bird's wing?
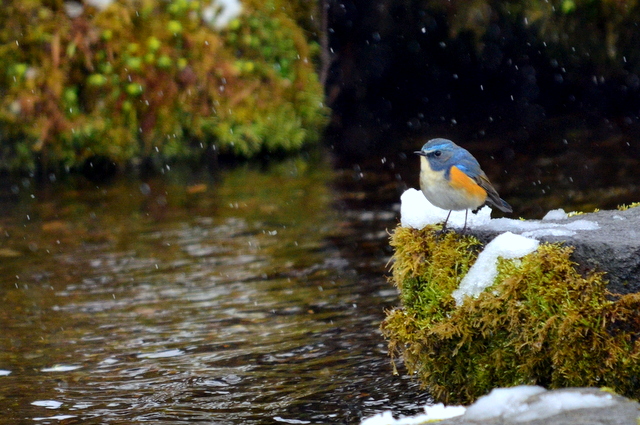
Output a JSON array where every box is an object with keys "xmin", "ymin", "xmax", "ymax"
[
  {"xmin": 448, "ymin": 166, "xmax": 488, "ymax": 200},
  {"xmin": 456, "ymin": 162, "xmax": 512, "ymax": 213},
  {"xmin": 473, "ymin": 173, "xmax": 513, "ymax": 213}
]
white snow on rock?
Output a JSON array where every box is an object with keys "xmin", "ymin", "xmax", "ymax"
[
  {"xmin": 464, "ymin": 386, "xmax": 616, "ymax": 422},
  {"xmin": 360, "ymin": 403, "xmax": 465, "ymax": 425},
  {"xmin": 398, "ymin": 188, "xmax": 603, "ymax": 303},
  {"xmin": 360, "ymin": 387, "xmax": 618, "ymax": 425},
  {"xmin": 399, "ymin": 189, "xmax": 599, "ymax": 237},
  {"xmin": 400, "ymin": 188, "xmax": 492, "ymax": 229},
  {"xmin": 452, "ymin": 232, "xmax": 539, "ymax": 305}
]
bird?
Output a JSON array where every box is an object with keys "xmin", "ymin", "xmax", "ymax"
[{"xmin": 415, "ymin": 138, "xmax": 512, "ymax": 231}]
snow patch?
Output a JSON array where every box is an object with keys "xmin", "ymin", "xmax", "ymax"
[
  {"xmin": 452, "ymin": 232, "xmax": 539, "ymax": 304},
  {"xmin": 464, "ymin": 386, "xmax": 615, "ymax": 422},
  {"xmin": 400, "ymin": 188, "xmax": 492, "ymax": 229},
  {"xmin": 204, "ymin": 0, "xmax": 243, "ymax": 29},
  {"xmin": 464, "ymin": 386, "xmax": 547, "ymax": 420},
  {"xmin": 542, "ymin": 209, "xmax": 568, "ymax": 220},
  {"xmin": 360, "ymin": 403, "xmax": 465, "ymax": 425},
  {"xmin": 399, "ymin": 189, "xmax": 599, "ymax": 236}
]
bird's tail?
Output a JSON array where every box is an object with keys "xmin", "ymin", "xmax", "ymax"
[
  {"xmin": 483, "ymin": 186, "xmax": 513, "ymax": 213},
  {"xmin": 491, "ymin": 197, "xmax": 513, "ymax": 213}
]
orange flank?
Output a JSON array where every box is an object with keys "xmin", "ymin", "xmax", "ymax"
[{"xmin": 449, "ymin": 166, "xmax": 487, "ymax": 204}]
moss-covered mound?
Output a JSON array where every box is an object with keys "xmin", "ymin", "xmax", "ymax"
[
  {"xmin": 382, "ymin": 225, "xmax": 640, "ymax": 405},
  {"xmin": 0, "ymin": 0, "xmax": 327, "ymax": 172}
]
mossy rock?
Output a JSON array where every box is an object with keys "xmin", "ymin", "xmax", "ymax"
[
  {"xmin": 381, "ymin": 225, "xmax": 640, "ymax": 405},
  {"xmin": 0, "ymin": 0, "xmax": 327, "ymax": 173}
]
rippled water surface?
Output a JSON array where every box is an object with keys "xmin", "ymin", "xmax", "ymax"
[
  {"xmin": 0, "ymin": 152, "xmax": 434, "ymax": 424},
  {"xmin": 1, "ymin": 127, "xmax": 638, "ymax": 424}
]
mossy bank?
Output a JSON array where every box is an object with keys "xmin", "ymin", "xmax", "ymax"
[
  {"xmin": 0, "ymin": 0, "xmax": 327, "ymax": 173},
  {"xmin": 381, "ymin": 225, "xmax": 640, "ymax": 405}
]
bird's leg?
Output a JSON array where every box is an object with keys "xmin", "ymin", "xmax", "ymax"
[
  {"xmin": 442, "ymin": 210, "xmax": 452, "ymax": 231},
  {"xmin": 462, "ymin": 209, "xmax": 468, "ymax": 232}
]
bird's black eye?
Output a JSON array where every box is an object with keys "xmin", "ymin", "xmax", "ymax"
[{"xmin": 434, "ymin": 150, "xmax": 441, "ymax": 157}]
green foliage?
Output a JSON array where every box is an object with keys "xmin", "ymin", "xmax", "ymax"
[
  {"xmin": 382, "ymin": 225, "xmax": 640, "ymax": 404},
  {"xmin": 214, "ymin": 0, "xmax": 327, "ymax": 156},
  {"xmin": 0, "ymin": 0, "xmax": 327, "ymax": 172},
  {"xmin": 210, "ymin": 103, "xmax": 308, "ymax": 157}
]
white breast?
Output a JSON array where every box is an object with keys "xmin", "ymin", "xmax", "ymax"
[{"xmin": 419, "ymin": 156, "xmax": 484, "ymax": 211}]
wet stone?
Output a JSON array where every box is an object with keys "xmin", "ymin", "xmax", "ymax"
[
  {"xmin": 471, "ymin": 206, "xmax": 640, "ymax": 294},
  {"xmin": 440, "ymin": 387, "xmax": 640, "ymax": 425}
]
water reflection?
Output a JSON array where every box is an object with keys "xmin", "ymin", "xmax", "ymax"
[
  {"xmin": 0, "ymin": 151, "xmax": 429, "ymax": 424},
  {"xmin": 2, "ymin": 128, "xmax": 636, "ymax": 423}
]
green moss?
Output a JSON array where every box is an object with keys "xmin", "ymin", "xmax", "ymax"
[
  {"xmin": 382, "ymin": 225, "xmax": 640, "ymax": 404},
  {"xmin": 389, "ymin": 226, "xmax": 482, "ymax": 326},
  {"xmin": 618, "ymin": 202, "xmax": 640, "ymax": 210},
  {"xmin": 0, "ymin": 0, "xmax": 327, "ymax": 173},
  {"xmin": 215, "ymin": 0, "xmax": 328, "ymax": 156}
]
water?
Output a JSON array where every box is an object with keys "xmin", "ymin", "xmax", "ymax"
[
  {"xmin": 1, "ymin": 128, "xmax": 638, "ymax": 424},
  {"xmin": 0, "ymin": 151, "xmax": 431, "ymax": 424}
]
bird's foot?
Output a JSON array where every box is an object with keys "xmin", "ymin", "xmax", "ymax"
[{"xmin": 435, "ymin": 224, "xmax": 455, "ymax": 237}]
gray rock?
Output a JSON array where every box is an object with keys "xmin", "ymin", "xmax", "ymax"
[
  {"xmin": 471, "ymin": 206, "xmax": 640, "ymax": 294},
  {"xmin": 439, "ymin": 387, "xmax": 640, "ymax": 425}
]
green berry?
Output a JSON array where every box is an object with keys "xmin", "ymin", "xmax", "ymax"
[
  {"xmin": 87, "ymin": 73, "xmax": 108, "ymax": 86},
  {"xmin": 167, "ymin": 20, "xmax": 183, "ymax": 35},
  {"xmin": 126, "ymin": 57, "xmax": 143, "ymax": 70},
  {"xmin": 126, "ymin": 83, "xmax": 143, "ymax": 96},
  {"xmin": 157, "ymin": 55, "xmax": 173, "ymax": 69},
  {"xmin": 147, "ymin": 36, "xmax": 161, "ymax": 52}
]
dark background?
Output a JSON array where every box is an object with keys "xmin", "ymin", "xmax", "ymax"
[{"xmin": 320, "ymin": 0, "xmax": 640, "ymax": 215}]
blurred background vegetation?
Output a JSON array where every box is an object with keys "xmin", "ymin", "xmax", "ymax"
[
  {"xmin": 0, "ymin": 0, "xmax": 327, "ymax": 174},
  {"xmin": 2, "ymin": 0, "xmax": 640, "ymax": 175},
  {"xmin": 324, "ymin": 0, "xmax": 640, "ymax": 157}
]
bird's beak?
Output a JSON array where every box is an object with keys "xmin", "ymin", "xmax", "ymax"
[{"xmin": 414, "ymin": 150, "xmax": 426, "ymax": 156}]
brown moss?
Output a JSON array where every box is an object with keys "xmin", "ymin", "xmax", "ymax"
[{"xmin": 0, "ymin": 0, "xmax": 327, "ymax": 172}]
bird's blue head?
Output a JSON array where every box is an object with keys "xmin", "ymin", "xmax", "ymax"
[
  {"xmin": 414, "ymin": 138, "xmax": 459, "ymax": 172},
  {"xmin": 415, "ymin": 138, "xmax": 483, "ymax": 177}
]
